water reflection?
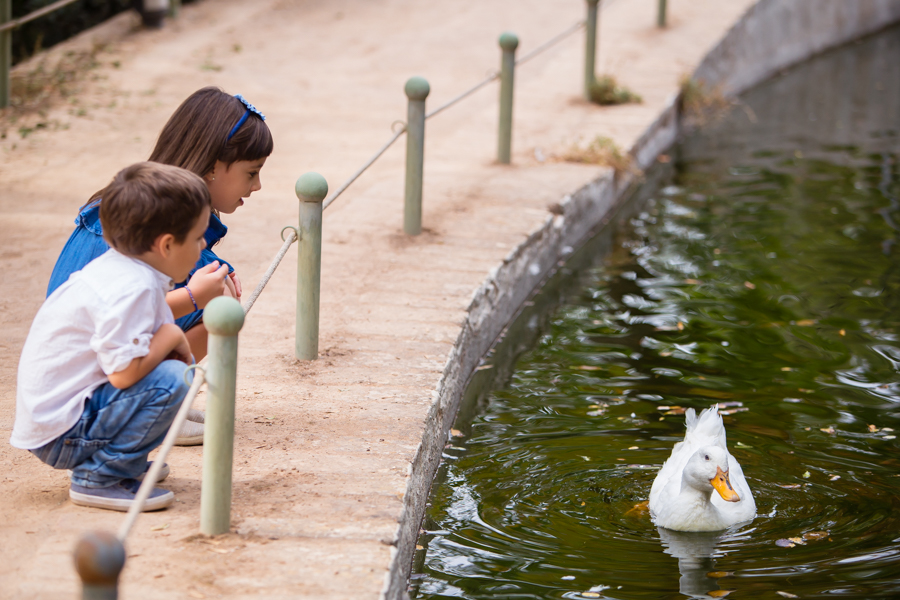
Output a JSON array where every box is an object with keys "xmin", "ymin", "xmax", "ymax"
[{"xmin": 657, "ymin": 528, "xmax": 728, "ymax": 600}]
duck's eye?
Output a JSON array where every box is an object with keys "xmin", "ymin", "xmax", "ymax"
[{"xmin": 704, "ymin": 454, "xmax": 710, "ymax": 461}]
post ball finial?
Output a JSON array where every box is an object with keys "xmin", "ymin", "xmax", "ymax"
[
  {"xmin": 498, "ymin": 32, "xmax": 519, "ymax": 51},
  {"xmin": 74, "ymin": 531, "xmax": 126, "ymax": 587},
  {"xmin": 295, "ymin": 172, "xmax": 328, "ymax": 203},
  {"xmin": 404, "ymin": 76, "xmax": 430, "ymax": 101},
  {"xmin": 203, "ymin": 296, "xmax": 245, "ymax": 336}
]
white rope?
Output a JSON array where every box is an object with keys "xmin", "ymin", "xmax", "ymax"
[
  {"xmin": 323, "ymin": 127, "xmax": 406, "ymax": 211},
  {"xmin": 241, "ymin": 229, "xmax": 297, "ymax": 314},
  {"xmin": 117, "ymin": 230, "xmax": 299, "ymax": 540},
  {"xmin": 117, "ymin": 361, "xmax": 206, "ymax": 541}
]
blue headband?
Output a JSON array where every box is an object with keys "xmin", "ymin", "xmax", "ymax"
[{"xmin": 226, "ymin": 94, "xmax": 266, "ymax": 142}]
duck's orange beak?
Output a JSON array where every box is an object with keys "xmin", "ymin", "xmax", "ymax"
[{"xmin": 710, "ymin": 466, "xmax": 740, "ymax": 502}]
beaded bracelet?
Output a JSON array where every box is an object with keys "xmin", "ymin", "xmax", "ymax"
[{"xmin": 185, "ymin": 286, "xmax": 199, "ymax": 312}]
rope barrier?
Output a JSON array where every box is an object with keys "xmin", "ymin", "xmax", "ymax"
[
  {"xmin": 241, "ymin": 228, "xmax": 298, "ymax": 313},
  {"xmin": 0, "ymin": 0, "xmax": 81, "ymax": 33},
  {"xmin": 322, "ymin": 126, "xmax": 406, "ymax": 210},
  {"xmin": 117, "ymin": 230, "xmax": 299, "ymax": 540},
  {"xmin": 516, "ymin": 20, "xmax": 586, "ymax": 66},
  {"xmin": 322, "ymin": 18, "xmax": 588, "ymax": 211},
  {"xmin": 115, "ymin": 12, "xmax": 599, "ymax": 542}
]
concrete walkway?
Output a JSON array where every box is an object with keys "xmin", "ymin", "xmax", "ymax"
[{"xmin": 0, "ymin": 0, "xmax": 754, "ymax": 597}]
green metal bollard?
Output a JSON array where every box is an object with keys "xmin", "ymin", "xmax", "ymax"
[
  {"xmin": 657, "ymin": 0, "xmax": 667, "ymax": 28},
  {"xmin": 168, "ymin": 0, "xmax": 181, "ymax": 18},
  {"xmin": 0, "ymin": 0, "xmax": 10, "ymax": 109},
  {"xmin": 200, "ymin": 296, "xmax": 245, "ymax": 536},
  {"xmin": 74, "ymin": 531, "xmax": 126, "ymax": 600},
  {"xmin": 584, "ymin": 0, "xmax": 599, "ymax": 99},
  {"xmin": 497, "ymin": 32, "xmax": 518, "ymax": 165},
  {"xmin": 404, "ymin": 76, "xmax": 429, "ymax": 236},
  {"xmin": 294, "ymin": 172, "xmax": 327, "ymax": 361}
]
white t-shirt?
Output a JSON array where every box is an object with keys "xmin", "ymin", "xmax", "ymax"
[{"xmin": 11, "ymin": 249, "xmax": 175, "ymax": 449}]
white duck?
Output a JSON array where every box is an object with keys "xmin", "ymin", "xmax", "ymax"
[{"xmin": 649, "ymin": 405, "xmax": 756, "ymax": 532}]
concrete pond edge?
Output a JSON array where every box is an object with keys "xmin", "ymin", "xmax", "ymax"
[{"xmin": 382, "ymin": 1, "xmax": 900, "ymax": 597}]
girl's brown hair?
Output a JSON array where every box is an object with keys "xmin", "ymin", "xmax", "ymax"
[
  {"xmin": 149, "ymin": 86, "xmax": 273, "ymax": 176},
  {"xmin": 83, "ymin": 87, "xmax": 273, "ymax": 208}
]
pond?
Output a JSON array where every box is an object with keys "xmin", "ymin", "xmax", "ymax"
[{"xmin": 411, "ymin": 25, "xmax": 900, "ymax": 600}]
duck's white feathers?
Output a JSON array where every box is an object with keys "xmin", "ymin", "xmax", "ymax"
[{"xmin": 649, "ymin": 406, "xmax": 756, "ymax": 530}]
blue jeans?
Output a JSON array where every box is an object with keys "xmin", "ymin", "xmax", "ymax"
[{"xmin": 30, "ymin": 360, "xmax": 191, "ymax": 488}]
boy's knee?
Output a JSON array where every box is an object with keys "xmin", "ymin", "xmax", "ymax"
[{"xmin": 150, "ymin": 360, "xmax": 192, "ymax": 398}]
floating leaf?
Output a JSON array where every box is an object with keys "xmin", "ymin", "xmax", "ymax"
[
  {"xmin": 775, "ymin": 539, "xmax": 795, "ymax": 548},
  {"xmin": 795, "ymin": 319, "xmax": 816, "ymax": 326},
  {"xmin": 685, "ymin": 279, "xmax": 701, "ymax": 285},
  {"xmin": 776, "ymin": 592, "xmax": 799, "ymax": 599},
  {"xmin": 744, "ymin": 281, "xmax": 756, "ymax": 290},
  {"xmin": 788, "ymin": 537, "xmax": 806, "ymax": 545},
  {"xmin": 830, "ymin": 475, "xmax": 841, "ymax": 481},
  {"xmin": 707, "ymin": 571, "xmax": 733, "ymax": 579},
  {"xmin": 802, "ymin": 471, "xmax": 811, "ymax": 479},
  {"xmin": 868, "ymin": 424, "xmax": 879, "ymax": 433},
  {"xmin": 820, "ymin": 427, "xmax": 835, "ymax": 434},
  {"xmin": 721, "ymin": 408, "xmax": 749, "ymax": 415},
  {"xmin": 777, "ymin": 484, "xmax": 801, "ymax": 489},
  {"xmin": 665, "ymin": 408, "xmax": 687, "ymax": 415},
  {"xmin": 659, "ymin": 351, "xmax": 672, "ymax": 357},
  {"xmin": 839, "ymin": 329, "xmax": 846, "ymax": 336},
  {"xmin": 803, "ymin": 531, "xmax": 829, "ymax": 541},
  {"xmin": 449, "ymin": 429, "xmax": 464, "ymax": 438},
  {"xmin": 573, "ymin": 365, "xmax": 603, "ymax": 371},
  {"xmin": 735, "ymin": 442, "xmax": 753, "ymax": 448},
  {"xmin": 708, "ymin": 591, "xmax": 733, "ymax": 598},
  {"xmin": 628, "ymin": 446, "xmax": 639, "ymax": 450},
  {"xmin": 718, "ymin": 401, "xmax": 744, "ymax": 408},
  {"xmin": 581, "ymin": 593, "xmax": 601, "ymax": 598}
]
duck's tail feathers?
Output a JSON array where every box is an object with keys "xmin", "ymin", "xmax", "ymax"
[{"xmin": 684, "ymin": 404, "xmax": 727, "ymax": 448}]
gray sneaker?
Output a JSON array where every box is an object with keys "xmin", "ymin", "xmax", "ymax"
[{"xmin": 69, "ymin": 479, "xmax": 174, "ymax": 512}]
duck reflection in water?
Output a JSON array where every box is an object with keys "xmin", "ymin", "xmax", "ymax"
[{"xmin": 657, "ymin": 526, "xmax": 748, "ymax": 600}]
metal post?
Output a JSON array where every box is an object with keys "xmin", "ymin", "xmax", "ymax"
[
  {"xmin": 74, "ymin": 531, "xmax": 126, "ymax": 600},
  {"xmin": 200, "ymin": 296, "xmax": 245, "ymax": 536},
  {"xmin": 657, "ymin": 0, "xmax": 667, "ymax": 28},
  {"xmin": 0, "ymin": 0, "xmax": 10, "ymax": 109},
  {"xmin": 294, "ymin": 172, "xmax": 328, "ymax": 361},
  {"xmin": 139, "ymin": 0, "xmax": 168, "ymax": 28},
  {"xmin": 168, "ymin": 0, "xmax": 180, "ymax": 18},
  {"xmin": 497, "ymin": 32, "xmax": 518, "ymax": 165},
  {"xmin": 404, "ymin": 76, "xmax": 429, "ymax": 236},
  {"xmin": 584, "ymin": 0, "xmax": 599, "ymax": 99}
]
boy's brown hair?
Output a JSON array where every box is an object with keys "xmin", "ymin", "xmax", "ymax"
[
  {"xmin": 100, "ymin": 162, "xmax": 211, "ymax": 256},
  {"xmin": 149, "ymin": 86, "xmax": 273, "ymax": 177}
]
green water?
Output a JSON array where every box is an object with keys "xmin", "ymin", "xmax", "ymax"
[{"xmin": 412, "ymin": 27, "xmax": 900, "ymax": 600}]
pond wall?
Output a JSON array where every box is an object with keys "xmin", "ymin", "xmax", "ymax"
[{"xmin": 383, "ymin": 1, "xmax": 900, "ymax": 598}]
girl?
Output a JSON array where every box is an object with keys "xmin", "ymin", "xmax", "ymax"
[{"xmin": 46, "ymin": 87, "xmax": 273, "ymax": 444}]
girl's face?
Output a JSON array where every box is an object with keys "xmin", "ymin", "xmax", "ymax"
[{"xmin": 206, "ymin": 157, "xmax": 267, "ymax": 214}]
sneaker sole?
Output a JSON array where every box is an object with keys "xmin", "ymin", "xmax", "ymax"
[
  {"xmin": 136, "ymin": 463, "xmax": 170, "ymax": 483},
  {"xmin": 69, "ymin": 488, "xmax": 174, "ymax": 512},
  {"xmin": 174, "ymin": 435, "xmax": 204, "ymax": 446}
]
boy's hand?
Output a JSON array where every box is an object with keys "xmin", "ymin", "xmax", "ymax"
[{"xmin": 187, "ymin": 262, "xmax": 229, "ymax": 308}]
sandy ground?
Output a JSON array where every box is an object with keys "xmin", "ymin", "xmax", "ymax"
[{"xmin": 0, "ymin": 0, "xmax": 754, "ymax": 597}]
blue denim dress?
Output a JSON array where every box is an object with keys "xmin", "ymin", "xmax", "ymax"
[{"xmin": 46, "ymin": 201, "xmax": 234, "ymax": 332}]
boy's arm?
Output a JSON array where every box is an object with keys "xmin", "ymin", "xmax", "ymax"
[
  {"xmin": 167, "ymin": 262, "xmax": 230, "ymax": 318},
  {"xmin": 107, "ymin": 323, "xmax": 191, "ymax": 389}
]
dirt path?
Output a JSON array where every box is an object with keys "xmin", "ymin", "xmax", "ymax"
[{"xmin": 0, "ymin": 0, "xmax": 754, "ymax": 597}]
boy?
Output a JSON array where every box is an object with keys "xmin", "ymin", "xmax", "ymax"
[{"xmin": 11, "ymin": 162, "xmax": 211, "ymax": 511}]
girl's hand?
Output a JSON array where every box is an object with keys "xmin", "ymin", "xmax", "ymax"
[
  {"xmin": 228, "ymin": 271, "xmax": 242, "ymax": 300},
  {"xmin": 187, "ymin": 262, "xmax": 229, "ymax": 308}
]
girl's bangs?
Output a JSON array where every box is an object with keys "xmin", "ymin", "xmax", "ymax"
[{"xmin": 226, "ymin": 117, "xmax": 273, "ymax": 163}]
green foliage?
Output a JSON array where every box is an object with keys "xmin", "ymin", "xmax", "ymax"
[{"xmin": 588, "ymin": 74, "xmax": 642, "ymax": 106}]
